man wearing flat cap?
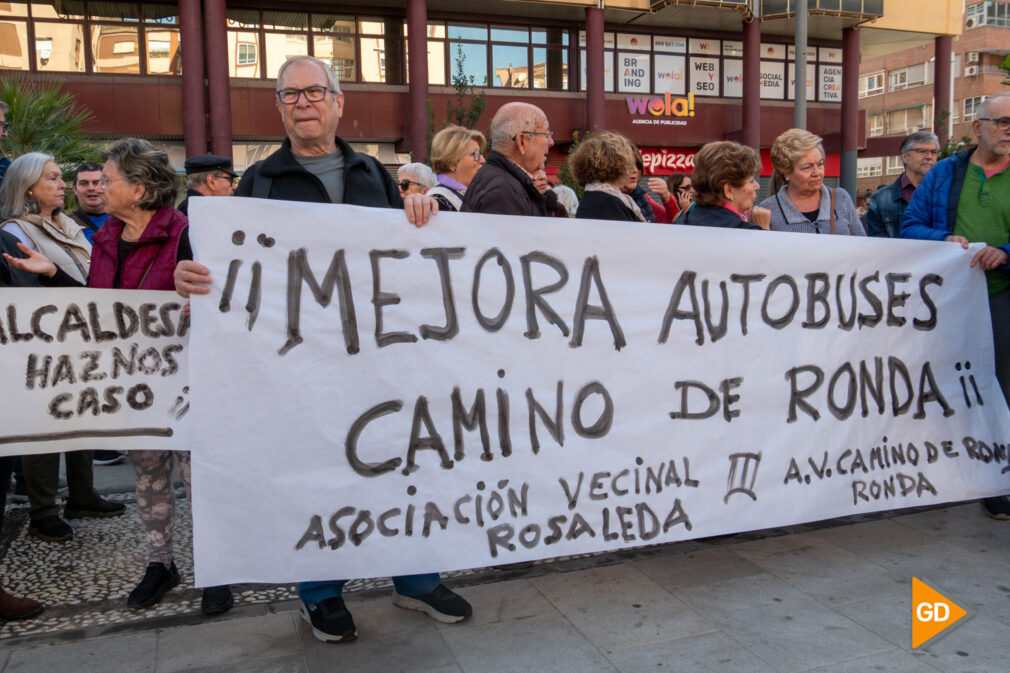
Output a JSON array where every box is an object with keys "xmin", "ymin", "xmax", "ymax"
[{"xmin": 179, "ymin": 154, "xmax": 237, "ymax": 215}]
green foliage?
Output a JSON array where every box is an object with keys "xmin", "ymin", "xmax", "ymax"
[
  {"xmin": 934, "ymin": 108, "xmax": 974, "ymax": 159},
  {"xmin": 425, "ymin": 41, "xmax": 487, "ymax": 159},
  {"xmin": 0, "ymin": 76, "xmax": 101, "ymax": 174},
  {"xmin": 556, "ymin": 129, "xmax": 600, "ymax": 200},
  {"xmin": 1000, "ymin": 54, "xmax": 1010, "ymax": 86}
]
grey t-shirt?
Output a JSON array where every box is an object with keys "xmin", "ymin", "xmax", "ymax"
[{"xmin": 294, "ymin": 150, "xmax": 345, "ymax": 204}]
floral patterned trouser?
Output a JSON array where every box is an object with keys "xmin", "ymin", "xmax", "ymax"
[{"xmin": 131, "ymin": 450, "xmax": 191, "ymax": 564}]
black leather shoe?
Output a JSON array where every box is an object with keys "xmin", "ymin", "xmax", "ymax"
[
  {"xmin": 65, "ymin": 497, "xmax": 126, "ymax": 519},
  {"xmin": 128, "ymin": 562, "xmax": 180, "ymax": 609},
  {"xmin": 201, "ymin": 585, "xmax": 234, "ymax": 615},
  {"xmin": 27, "ymin": 516, "xmax": 73, "ymax": 543}
]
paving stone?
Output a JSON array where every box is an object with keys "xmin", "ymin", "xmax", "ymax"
[
  {"xmin": 301, "ymin": 595, "xmax": 458, "ymax": 673},
  {"xmin": 5, "ymin": 630, "xmax": 157, "ymax": 673},
  {"xmin": 529, "ymin": 563, "xmax": 717, "ymax": 653},
  {"xmin": 439, "ymin": 612, "xmax": 617, "ymax": 673},
  {"xmin": 805, "ymin": 517, "xmax": 937, "ymax": 557},
  {"xmin": 675, "ymin": 573, "xmax": 893, "ymax": 673},
  {"xmin": 156, "ymin": 611, "xmax": 301, "ymax": 673},
  {"xmin": 730, "ymin": 531, "xmax": 908, "ymax": 607},
  {"xmin": 795, "ymin": 648, "xmax": 941, "ymax": 673},
  {"xmin": 606, "ymin": 631, "xmax": 777, "ymax": 673},
  {"xmin": 430, "ymin": 578, "xmax": 558, "ymax": 628},
  {"xmin": 631, "ymin": 544, "xmax": 766, "ymax": 592}
]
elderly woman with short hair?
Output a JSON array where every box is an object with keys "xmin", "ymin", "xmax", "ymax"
[
  {"xmin": 428, "ymin": 125, "xmax": 487, "ymax": 211},
  {"xmin": 759, "ymin": 128, "xmax": 865, "ymax": 236},
  {"xmin": 7, "ymin": 138, "xmax": 232, "ymax": 615},
  {"xmin": 570, "ymin": 132, "xmax": 643, "ymax": 222},
  {"xmin": 396, "ymin": 162, "xmax": 436, "ymax": 198},
  {"xmin": 675, "ymin": 141, "xmax": 770, "ymax": 230}
]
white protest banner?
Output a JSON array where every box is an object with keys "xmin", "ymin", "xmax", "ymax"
[
  {"xmin": 0, "ymin": 289, "xmax": 190, "ymax": 456},
  {"xmin": 188, "ymin": 198, "xmax": 1010, "ymax": 586}
]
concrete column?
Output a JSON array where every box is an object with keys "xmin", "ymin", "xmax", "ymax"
[
  {"xmin": 407, "ymin": 0, "xmax": 429, "ymax": 160},
  {"xmin": 203, "ymin": 0, "xmax": 233, "ymax": 158},
  {"xmin": 178, "ymin": 0, "xmax": 206, "ymax": 157},
  {"xmin": 585, "ymin": 7, "xmax": 605, "ymax": 133},
  {"xmin": 934, "ymin": 35, "xmax": 953, "ymax": 146},
  {"xmin": 840, "ymin": 27, "xmax": 859, "ymax": 201},
  {"xmin": 742, "ymin": 16, "xmax": 761, "ymax": 150}
]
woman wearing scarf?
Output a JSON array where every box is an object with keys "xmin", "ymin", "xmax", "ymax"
[{"xmin": 571, "ymin": 132, "xmax": 644, "ymax": 222}]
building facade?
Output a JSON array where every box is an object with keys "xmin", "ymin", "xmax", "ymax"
[
  {"xmin": 857, "ymin": 0, "xmax": 1010, "ymax": 196},
  {"xmin": 0, "ymin": 0, "xmax": 962, "ymax": 197}
]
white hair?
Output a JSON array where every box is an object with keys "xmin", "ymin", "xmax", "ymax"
[
  {"xmin": 490, "ymin": 102, "xmax": 546, "ymax": 151},
  {"xmin": 977, "ymin": 92, "xmax": 1010, "ymax": 120},
  {"xmin": 276, "ymin": 56, "xmax": 341, "ymax": 94},
  {"xmin": 0, "ymin": 151, "xmax": 55, "ymax": 219},
  {"xmin": 552, "ymin": 185, "xmax": 579, "ymax": 218},
  {"xmin": 398, "ymin": 163, "xmax": 437, "ymax": 188}
]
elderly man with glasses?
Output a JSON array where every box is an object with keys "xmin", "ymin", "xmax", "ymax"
[
  {"xmin": 461, "ymin": 101, "xmax": 554, "ymax": 216},
  {"xmin": 901, "ymin": 92, "xmax": 1010, "ymax": 520},
  {"xmin": 866, "ymin": 131, "xmax": 940, "ymax": 238},
  {"xmin": 173, "ymin": 55, "xmax": 462, "ymax": 645}
]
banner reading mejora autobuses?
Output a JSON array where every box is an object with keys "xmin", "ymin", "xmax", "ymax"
[{"xmin": 186, "ymin": 197, "xmax": 1010, "ymax": 586}]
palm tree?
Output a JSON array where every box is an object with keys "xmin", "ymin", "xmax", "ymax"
[{"xmin": 0, "ymin": 76, "xmax": 101, "ymax": 172}]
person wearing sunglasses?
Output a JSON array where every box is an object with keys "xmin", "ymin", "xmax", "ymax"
[
  {"xmin": 427, "ymin": 125, "xmax": 487, "ymax": 212},
  {"xmin": 178, "ymin": 154, "xmax": 238, "ymax": 216},
  {"xmin": 461, "ymin": 101, "xmax": 554, "ymax": 217},
  {"xmin": 396, "ymin": 162, "xmax": 436, "ymax": 198},
  {"xmin": 901, "ymin": 92, "xmax": 1010, "ymax": 520},
  {"xmin": 866, "ymin": 131, "xmax": 940, "ymax": 238}
]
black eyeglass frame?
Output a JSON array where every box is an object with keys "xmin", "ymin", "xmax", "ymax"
[
  {"xmin": 398, "ymin": 179, "xmax": 426, "ymax": 191},
  {"xmin": 275, "ymin": 86, "xmax": 336, "ymax": 105},
  {"xmin": 977, "ymin": 117, "xmax": 1010, "ymax": 131}
]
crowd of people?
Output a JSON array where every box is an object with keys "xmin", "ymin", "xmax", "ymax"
[{"xmin": 1, "ymin": 59, "xmax": 1009, "ymax": 641}]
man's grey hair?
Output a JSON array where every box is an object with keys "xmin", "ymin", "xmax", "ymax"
[
  {"xmin": 490, "ymin": 102, "xmax": 546, "ymax": 151},
  {"xmin": 899, "ymin": 131, "xmax": 940, "ymax": 156},
  {"xmin": 0, "ymin": 152, "xmax": 56, "ymax": 219},
  {"xmin": 397, "ymin": 162, "xmax": 437, "ymax": 188},
  {"xmin": 977, "ymin": 92, "xmax": 1010, "ymax": 120},
  {"xmin": 276, "ymin": 56, "xmax": 341, "ymax": 94},
  {"xmin": 186, "ymin": 171, "xmax": 214, "ymax": 190}
]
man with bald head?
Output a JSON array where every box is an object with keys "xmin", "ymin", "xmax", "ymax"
[{"xmin": 461, "ymin": 102, "xmax": 554, "ymax": 216}]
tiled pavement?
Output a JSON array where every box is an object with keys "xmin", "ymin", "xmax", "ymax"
[{"xmin": 1, "ymin": 463, "xmax": 1008, "ymax": 673}]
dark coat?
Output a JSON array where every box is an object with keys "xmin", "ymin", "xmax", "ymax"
[
  {"xmin": 676, "ymin": 204, "xmax": 761, "ymax": 230},
  {"xmin": 235, "ymin": 136, "xmax": 402, "ymax": 208},
  {"xmin": 630, "ymin": 184, "xmax": 658, "ymax": 222},
  {"xmin": 177, "ymin": 188, "xmax": 204, "ymax": 216},
  {"xmin": 576, "ymin": 191, "xmax": 640, "ymax": 222},
  {"xmin": 865, "ymin": 176, "xmax": 908, "ymax": 238},
  {"xmin": 89, "ymin": 207, "xmax": 188, "ymax": 290},
  {"xmin": 460, "ymin": 151, "xmax": 546, "ymax": 217}
]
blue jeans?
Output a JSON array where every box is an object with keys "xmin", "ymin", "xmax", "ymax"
[{"xmin": 299, "ymin": 573, "xmax": 440, "ymax": 606}]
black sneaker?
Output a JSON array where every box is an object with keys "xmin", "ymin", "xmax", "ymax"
[
  {"xmin": 93, "ymin": 451, "xmax": 126, "ymax": 466},
  {"xmin": 392, "ymin": 584, "xmax": 472, "ymax": 623},
  {"xmin": 64, "ymin": 497, "xmax": 126, "ymax": 519},
  {"xmin": 300, "ymin": 597, "xmax": 357, "ymax": 643},
  {"xmin": 201, "ymin": 585, "xmax": 234, "ymax": 616},
  {"xmin": 127, "ymin": 562, "xmax": 181, "ymax": 609},
  {"xmin": 27, "ymin": 516, "xmax": 73, "ymax": 543},
  {"xmin": 982, "ymin": 496, "xmax": 1010, "ymax": 520}
]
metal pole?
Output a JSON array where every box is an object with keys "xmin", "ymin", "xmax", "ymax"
[{"xmin": 794, "ymin": 0, "xmax": 807, "ymax": 128}]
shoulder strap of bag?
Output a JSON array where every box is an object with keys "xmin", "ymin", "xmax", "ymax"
[
  {"xmin": 427, "ymin": 185, "xmax": 463, "ymax": 210},
  {"xmin": 829, "ymin": 188, "xmax": 836, "ymax": 235}
]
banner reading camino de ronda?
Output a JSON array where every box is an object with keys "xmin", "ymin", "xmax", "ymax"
[{"xmin": 184, "ymin": 198, "xmax": 1010, "ymax": 586}]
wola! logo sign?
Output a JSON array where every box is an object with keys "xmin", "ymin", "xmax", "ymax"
[{"xmin": 626, "ymin": 92, "xmax": 696, "ymax": 117}]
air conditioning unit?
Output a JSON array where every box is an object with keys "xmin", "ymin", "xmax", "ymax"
[
  {"xmin": 965, "ymin": 65, "xmax": 980, "ymax": 76},
  {"xmin": 966, "ymin": 52, "xmax": 980, "ymax": 63}
]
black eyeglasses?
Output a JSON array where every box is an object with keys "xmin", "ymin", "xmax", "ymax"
[
  {"xmin": 276, "ymin": 86, "xmax": 335, "ymax": 105},
  {"xmin": 213, "ymin": 173, "xmax": 237, "ymax": 185},
  {"xmin": 978, "ymin": 117, "xmax": 1010, "ymax": 131},
  {"xmin": 0, "ymin": 121, "xmax": 8, "ymax": 133},
  {"xmin": 466, "ymin": 149, "xmax": 484, "ymax": 162},
  {"xmin": 399, "ymin": 179, "xmax": 425, "ymax": 191}
]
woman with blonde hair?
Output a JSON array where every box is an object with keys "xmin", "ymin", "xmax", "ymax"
[
  {"xmin": 428, "ymin": 125, "xmax": 487, "ymax": 211},
  {"xmin": 758, "ymin": 128, "xmax": 865, "ymax": 236}
]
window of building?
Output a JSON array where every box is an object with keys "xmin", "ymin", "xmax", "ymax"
[
  {"xmin": 886, "ymin": 106, "xmax": 927, "ymax": 134},
  {"xmin": 964, "ymin": 96, "xmax": 986, "ymax": 121},
  {"xmin": 886, "ymin": 155, "xmax": 904, "ymax": 175},
  {"xmin": 888, "ymin": 63, "xmax": 927, "ymax": 92},
  {"xmin": 869, "ymin": 114, "xmax": 884, "ymax": 137},
  {"xmin": 857, "ymin": 158, "xmax": 883, "ymax": 178},
  {"xmin": 967, "ymin": 1, "xmax": 1010, "ymax": 28},
  {"xmin": 859, "ymin": 71, "xmax": 884, "ymax": 97}
]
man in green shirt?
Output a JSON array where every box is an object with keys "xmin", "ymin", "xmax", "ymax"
[{"xmin": 901, "ymin": 92, "xmax": 1010, "ymax": 519}]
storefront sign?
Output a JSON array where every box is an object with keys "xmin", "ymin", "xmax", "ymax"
[
  {"xmin": 788, "ymin": 63, "xmax": 816, "ymax": 101},
  {"xmin": 654, "ymin": 54, "xmax": 687, "ymax": 95},
  {"xmin": 639, "ymin": 148, "xmax": 697, "ymax": 174},
  {"xmin": 689, "ymin": 57, "xmax": 720, "ymax": 96},
  {"xmin": 820, "ymin": 65, "xmax": 843, "ymax": 102},
  {"xmin": 619, "ymin": 52, "xmax": 651, "ymax": 93},
  {"xmin": 760, "ymin": 60, "xmax": 786, "ymax": 99}
]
